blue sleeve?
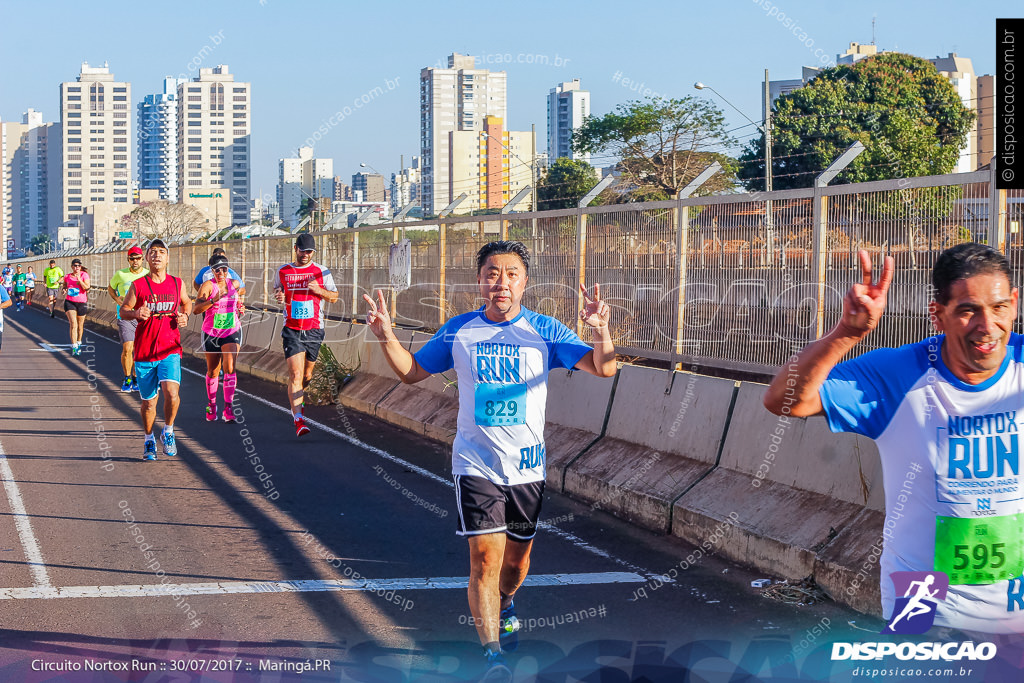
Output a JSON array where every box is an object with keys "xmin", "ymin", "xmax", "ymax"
[
  {"xmin": 193, "ymin": 267, "xmax": 207, "ymax": 286},
  {"xmin": 818, "ymin": 343, "xmax": 928, "ymax": 439},
  {"xmin": 523, "ymin": 310, "xmax": 593, "ymax": 371},
  {"xmin": 0, "ymin": 287, "xmax": 8, "ymax": 303},
  {"xmin": 229, "ymin": 268, "xmax": 241, "ymax": 281},
  {"xmin": 414, "ymin": 322, "xmax": 455, "ymax": 374}
]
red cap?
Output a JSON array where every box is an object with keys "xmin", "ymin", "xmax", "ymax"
[{"xmin": 128, "ymin": 245, "xmax": 144, "ymax": 256}]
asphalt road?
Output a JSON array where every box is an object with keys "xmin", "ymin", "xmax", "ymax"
[{"xmin": 1, "ymin": 304, "xmax": 1018, "ymax": 682}]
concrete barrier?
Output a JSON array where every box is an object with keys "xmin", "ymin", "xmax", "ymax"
[
  {"xmin": 246, "ymin": 316, "xmax": 287, "ymax": 383},
  {"xmin": 671, "ymin": 381, "xmax": 884, "ymax": 606},
  {"xmin": 564, "ymin": 365, "xmax": 737, "ymax": 533},
  {"xmin": 373, "ymin": 330, "xmax": 460, "ymax": 443},
  {"xmin": 545, "ymin": 369, "xmax": 617, "ymax": 491},
  {"xmin": 336, "ymin": 328, "xmax": 407, "ymax": 415}
]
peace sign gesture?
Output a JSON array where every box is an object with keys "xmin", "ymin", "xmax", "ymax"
[
  {"xmin": 362, "ymin": 289, "xmax": 393, "ymax": 340},
  {"xmin": 579, "ymin": 283, "xmax": 610, "ymax": 329},
  {"xmin": 840, "ymin": 250, "xmax": 894, "ymax": 337}
]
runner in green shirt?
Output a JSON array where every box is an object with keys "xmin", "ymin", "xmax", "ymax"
[
  {"xmin": 108, "ymin": 246, "xmax": 150, "ymax": 392},
  {"xmin": 43, "ymin": 260, "xmax": 64, "ymax": 318},
  {"xmin": 12, "ymin": 266, "xmax": 27, "ymax": 312}
]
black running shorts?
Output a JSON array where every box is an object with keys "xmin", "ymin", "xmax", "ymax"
[
  {"xmin": 454, "ymin": 475, "xmax": 545, "ymax": 541},
  {"xmin": 281, "ymin": 326, "xmax": 324, "ymax": 362}
]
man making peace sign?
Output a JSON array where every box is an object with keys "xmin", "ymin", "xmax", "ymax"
[
  {"xmin": 365, "ymin": 240, "xmax": 615, "ymax": 679},
  {"xmin": 765, "ymin": 243, "xmax": 1024, "ymax": 635}
]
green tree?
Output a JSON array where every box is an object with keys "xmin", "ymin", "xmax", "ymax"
[
  {"xmin": 573, "ymin": 96, "xmax": 738, "ymax": 201},
  {"xmin": 739, "ymin": 52, "xmax": 976, "ymax": 190},
  {"xmin": 537, "ymin": 158, "xmax": 602, "ymax": 210},
  {"xmin": 28, "ymin": 234, "xmax": 49, "ymax": 255},
  {"xmin": 297, "ymin": 197, "xmax": 315, "ymax": 222}
]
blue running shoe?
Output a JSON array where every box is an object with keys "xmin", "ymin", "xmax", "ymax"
[
  {"xmin": 499, "ymin": 601, "xmax": 520, "ymax": 652},
  {"xmin": 162, "ymin": 430, "xmax": 177, "ymax": 457},
  {"xmin": 121, "ymin": 377, "xmax": 132, "ymax": 392},
  {"xmin": 143, "ymin": 439, "xmax": 157, "ymax": 461},
  {"xmin": 130, "ymin": 378, "xmax": 139, "ymax": 392},
  {"xmin": 482, "ymin": 650, "xmax": 512, "ymax": 683}
]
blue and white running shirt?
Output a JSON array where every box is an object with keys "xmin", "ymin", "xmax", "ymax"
[
  {"xmin": 414, "ymin": 307, "xmax": 593, "ymax": 486},
  {"xmin": 821, "ymin": 334, "xmax": 1024, "ymax": 634}
]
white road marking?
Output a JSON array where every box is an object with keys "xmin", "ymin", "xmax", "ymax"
[
  {"xmin": 61, "ymin": 327, "xmax": 660, "ymax": 579},
  {"xmin": 0, "ymin": 571, "xmax": 657, "ymax": 600},
  {"xmin": 32, "ymin": 342, "xmax": 74, "ymax": 352},
  {"xmin": 0, "ymin": 439, "xmax": 52, "ymax": 588}
]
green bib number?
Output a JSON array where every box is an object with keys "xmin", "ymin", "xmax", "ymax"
[
  {"xmin": 213, "ymin": 312, "xmax": 236, "ymax": 330},
  {"xmin": 934, "ymin": 514, "xmax": 1024, "ymax": 585}
]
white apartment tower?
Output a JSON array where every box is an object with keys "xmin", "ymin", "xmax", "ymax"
[
  {"xmin": 419, "ymin": 53, "xmax": 507, "ymax": 215},
  {"xmin": 138, "ymin": 77, "xmax": 185, "ymax": 200},
  {"xmin": 277, "ymin": 146, "xmax": 333, "ymax": 228},
  {"xmin": 547, "ymin": 79, "xmax": 590, "ymax": 163},
  {"xmin": 2, "ymin": 110, "xmax": 58, "ymax": 249},
  {"xmin": 177, "ymin": 65, "xmax": 251, "ymax": 225},
  {"xmin": 59, "ymin": 62, "xmax": 132, "ymax": 224}
]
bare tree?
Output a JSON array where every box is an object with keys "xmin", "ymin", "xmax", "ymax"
[{"xmin": 122, "ymin": 201, "xmax": 209, "ymax": 242}]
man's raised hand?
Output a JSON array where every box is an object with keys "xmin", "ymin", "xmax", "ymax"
[
  {"xmin": 363, "ymin": 289, "xmax": 393, "ymax": 340},
  {"xmin": 579, "ymin": 283, "xmax": 610, "ymax": 329},
  {"xmin": 840, "ymin": 250, "xmax": 894, "ymax": 337}
]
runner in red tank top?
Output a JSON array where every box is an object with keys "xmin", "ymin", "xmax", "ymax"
[
  {"xmin": 272, "ymin": 232, "xmax": 338, "ymax": 436},
  {"xmin": 121, "ymin": 238, "xmax": 193, "ymax": 461}
]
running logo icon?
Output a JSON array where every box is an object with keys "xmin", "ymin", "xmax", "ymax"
[{"xmin": 881, "ymin": 571, "xmax": 949, "ymax": 634}]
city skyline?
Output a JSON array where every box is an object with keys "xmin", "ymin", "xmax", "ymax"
[{"xmin": 0, "ymin": 0, "xmax": 1008, "ymax": 215}]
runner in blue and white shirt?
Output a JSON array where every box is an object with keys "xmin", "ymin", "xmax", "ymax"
[
  {"xmin": 364, "ymin": 240, "xmax": 616, "ymax": 674},
  {"xmin": 765, "ymin": 243, "xmax": 1024, "ymax": 635}
]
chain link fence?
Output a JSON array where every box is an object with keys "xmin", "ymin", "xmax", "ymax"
[{"xmin": 9, "ymin": 168, "xmax": 1021, "ymax": 376}]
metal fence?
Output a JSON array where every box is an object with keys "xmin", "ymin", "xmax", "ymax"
[{"xmin": 9, "ymin": 167, "xmax": 1023, "ymax": 375}]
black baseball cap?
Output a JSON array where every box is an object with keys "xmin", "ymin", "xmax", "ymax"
[
  {"xmin": 295, "ymin": 233, "xmax": 316, "ymax": 251},
  {"xmin": 209, "ymin": 255, "xmax": 229, "ymax": 269},
  {"xmin": 71, "ymin": 258, "xmax": 82, "ymax": 265}
]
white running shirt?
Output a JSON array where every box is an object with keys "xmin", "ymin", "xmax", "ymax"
[
  {"xmin": 414, "ymin": 307, "xmax": 593, "ymax": 486},
  {"xmin": 820, "ymin": 334, "xmax": 1024, "ymax": 633}
]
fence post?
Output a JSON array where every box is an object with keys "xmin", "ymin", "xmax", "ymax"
[
  {"xmin": 391, "ymin": 225, "xmax": 400, "ymax": 320},
  {"xmin": 811, "ymin": 186, "xmax": 828, "ymax": 340},
  {"xmin": 262, "ymin": 238, "xmax": 270, "ymax": 306},
  {"xmin": 812, "ymin": 142, "xmax": 865, "ymax": 340},
  {"xmin": 351, "ymin": 231, "xmax": 360, "ymax": 320},
  {"xmin": 437, "ymin": 194, "xmax": 467, "ymax": 327},
  {"xmin": 670, "ymin": 163, "xmax": 721, "ymax": 374},
  {"xmin": 574, "ymin": 176, "xmax": 615, "ymax": 336},
  {"xmin": 989, "ymin": 160, "xmax": 1008, "ymax": 252}
]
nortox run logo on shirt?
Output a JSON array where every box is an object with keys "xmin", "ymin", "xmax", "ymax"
[
  {"xmin": 941, "ymin": 412, "xmax": 1020, "ymax": 504},
  {"xmin": 475, "ymin": 342, "xmax": 522, "ymax": 383}
]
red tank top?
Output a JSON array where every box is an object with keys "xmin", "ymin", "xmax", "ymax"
[{"xmin": 132, "ymin": 274, "xmax": 183, "ymax": 362}]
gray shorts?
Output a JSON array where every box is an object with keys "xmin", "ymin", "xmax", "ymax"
[
  {"xmin": 46, "ymin": 288, "xmax": 59, "ymax": 298},
  {"xmin": 117, "ymin": 317, "xmax": 138, "ymax": 343}
]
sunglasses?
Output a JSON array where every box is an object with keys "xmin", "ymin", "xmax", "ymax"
[
  {"xmin": 297, "ymin": 249, "xmax": 314, "ymax": 254},
  {"xmin": 128, "ymin": 255, "xmax": 143, "ymax": 261},
  {"xmin": 213, "ymin": 266, "xmax": 229, "ymax": 272}
]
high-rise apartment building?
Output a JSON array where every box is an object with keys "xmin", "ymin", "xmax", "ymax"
[
  {"xmin": 138, "ymin": 77, "xmax": 185, "ymax": 200},
  {"xmin": 59, "ymin": 62, "xmax": 132, "ymax": 224},
  {"xmin": 277, "ymin": 146, "xmax": 333, "ymax": 228},
  {"xmin": 333, "ymin": 177, "xmax": 351, "ymax": 202},
  {"xmin": 176, "ymin": 65, "xmax": 251, "ymax": 225},
  {"xmin": 449, "ymin": 116, "xmax": 533, "ymax": 213},
  {"xmin": 2, "ymin": 110, "xmax": 58, "ymax": 250},
  {"xmin": 420, "ymin": 53, "xmax": 507, "ymax": 214},
  {"xmin": 352, "ymin": 172, "xmax": 386, "ymax": 203},
  {"xmin": 929, "ymin": 53, "xmax": 978, "ymax": 173},
  {"xmin": 547, "ymin": 80, "xmax": 590, "ymax": 163},
  {"xmin": 391, "ymin": 156, "xmax": 421, "ymax": 215}
]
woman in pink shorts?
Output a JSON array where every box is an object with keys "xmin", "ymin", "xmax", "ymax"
[{"xmin": 192, "ymin": 254, "xmax": 245, "ymax": 422}]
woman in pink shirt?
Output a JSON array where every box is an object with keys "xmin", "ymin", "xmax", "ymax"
[
  {"xmin": 62, "ymin": 258, "xmax": 91, "ymax": 356},
  {"xmin": 193, "ymin": 254, "xmax": 245, "ymax": 422}
]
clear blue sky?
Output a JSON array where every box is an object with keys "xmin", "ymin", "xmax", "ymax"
[{"xmin": 0, "ymin": 0, "xmax": 1009, "ymax": 203}]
